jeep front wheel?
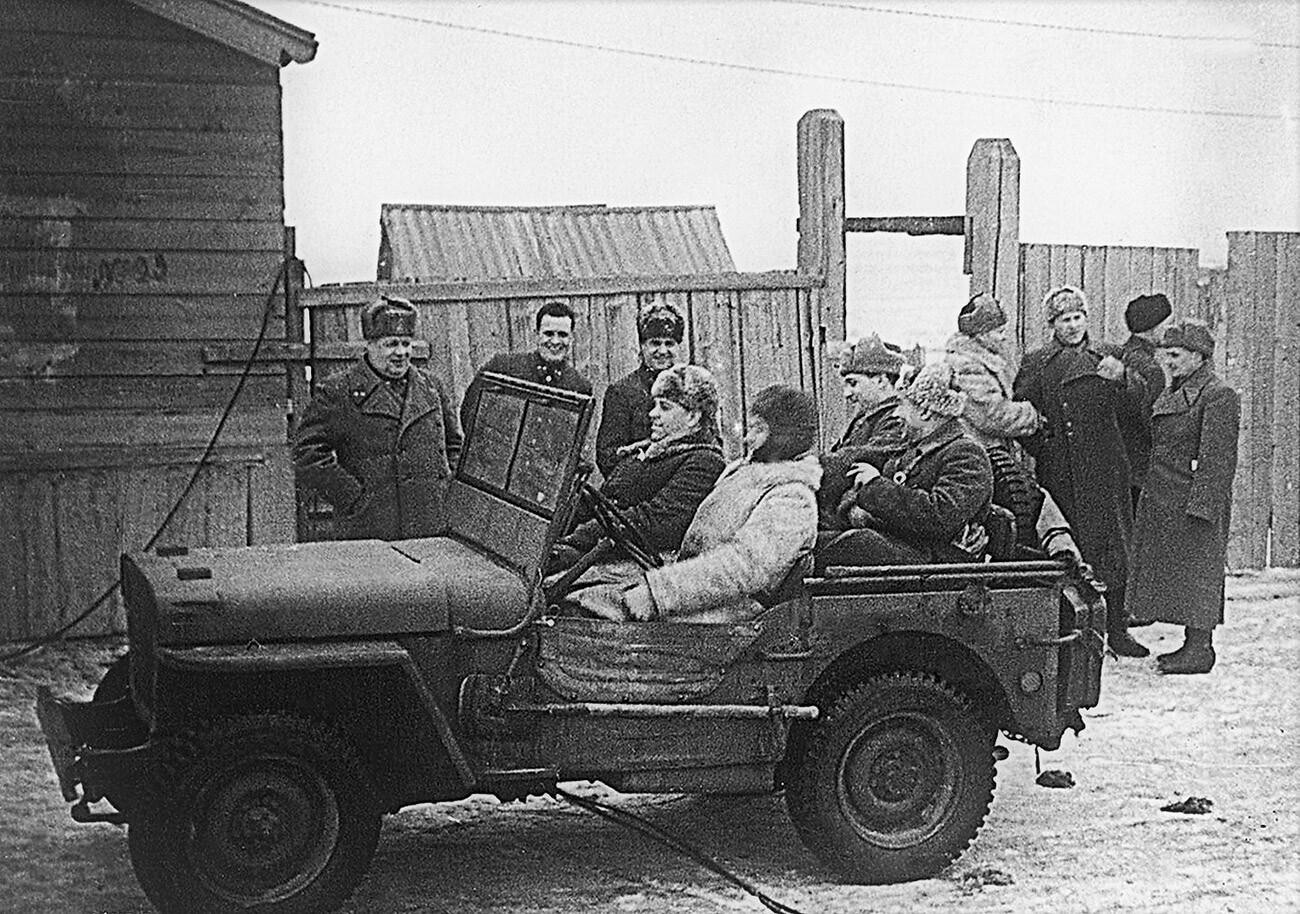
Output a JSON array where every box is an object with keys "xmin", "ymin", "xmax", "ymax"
[
  {"xmin": 785, "ymin": 672, "xmax": 995, "ymax": 884},
  {"xmin": 128, "ymin": 712, "xmax": 381, "ymax": 914}
]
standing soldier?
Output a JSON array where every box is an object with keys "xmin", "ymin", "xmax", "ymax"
[
  {"xmin": 1120, "ymin": 292, "xmax": 1173, "ymax": 511},
  {"xmin": 1014, "ymin": 286, "xmax": 1150, "ymax": 657},
  {"xmin": 294, "ymin": 295, "xmax": 463, "ymax": 540},
  {"xmin": 1128, "ymin": 320, "xmax": 1240, "ymax": 674},
  {"xmin": 461, "ymin": 299, "xmax": 593, "ymax": 437},
  {"xmin": 595, "ymin": 303, "xmax": 685, "ymax": 478}
]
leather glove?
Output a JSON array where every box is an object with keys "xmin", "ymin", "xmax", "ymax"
[{"xmin": 545, "ymin": 543, "xmax": 583, "ymax": 576}]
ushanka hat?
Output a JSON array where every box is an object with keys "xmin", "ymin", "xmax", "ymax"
[
  {"xmin": 652, "ymin": 364, "xmax": 719, "ymax": 426},
  {"xmin": 1125, "ymin": 293, "xmax": 1172, "ymax": 333},
  {"xmin": 957, "ymin": 292, "xmax": 1008, "ymax": 336},
  {"xmin": 1159, "ymin": 318, "xmax": 1215, "ymax": 357},
  {"xmin": 750, "ymin": 385, "xmax": 818, "ymax": 462},
  {"xmin": 638, "ymin": 304, "xmax": 685, "ymax": 343},
  {"xmin": 1044, "ymin": 286, "xmax": 1088, "ymax": 323},
  {"xmin": 361, "ymin": 295, "xmax": 417, "ymax": 339},
  {"xmin": 840, "ymin": 334, "xmax": 904, "ymax": 378},
  {"xmin": 903, "ymin": 362, "xmax": 967, "ymax": 418}
]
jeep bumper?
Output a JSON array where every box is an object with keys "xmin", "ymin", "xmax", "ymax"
[{"xmin": 35, "ymin": 688, "xmax": 156, "ymax": 822}]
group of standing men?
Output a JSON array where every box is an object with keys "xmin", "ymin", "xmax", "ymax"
[
  {"xmin": 826, "ymin": 286, "xmax": 1239, "ymax": 674},
  {"xmin": 294, "ymin": 285, "xmax": 1242, "ymax": 674}
]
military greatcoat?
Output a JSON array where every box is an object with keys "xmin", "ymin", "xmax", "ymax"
[
  {"xmin": 1013, "ymin": 336, "xmax": 1147, "ymax": 592},
  {"xmin": 817, "ymin": 396, "xmax": 909, "ymax": 528},
  {"xmin": 595, "ymin": 363, "xmax": 659, "ymax": 479},
  {"xmin": 1127, "ymin": 363, "xmax": 1240, "ymax": 629},
  {"xmin": 294, "ymin": 359, "xmax": 463, "ymax": 540}
]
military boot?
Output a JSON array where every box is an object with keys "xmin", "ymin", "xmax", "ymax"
[
  {"xmin": 1107, "ymin": 603, "xmax": 1149, "ymax": 658},
  {"xmin": 1157, "ymin": 627, "xmax": 1215, "ymax": 674}
]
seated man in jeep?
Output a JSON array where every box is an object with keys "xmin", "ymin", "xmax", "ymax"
[
  {"xmin": 548, "ymin": 365, "xmax": 726, "ymax": 573},
  {"xmin": 819, "ymin": 363, "xmax": 993, "ymax": 568},
  {"xmin": 572, "ymin": 385, "xmax": 821, "ymax": 623}
]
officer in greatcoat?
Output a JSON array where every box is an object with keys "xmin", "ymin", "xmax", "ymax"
[
  {"xmin": 1014, "ymin": 286, "xmax": 1150, "ymax": 657},
  {"xmin": 595, "ymin": 303, "xmax": 686, "ymax": 478},
  {"xmin": 294, "ymin": 296, "xmax": 463, "ymax": 540},
  {"xmin": 1127, "ymin": 319, "xmax": 1240, "ymax": 674}
]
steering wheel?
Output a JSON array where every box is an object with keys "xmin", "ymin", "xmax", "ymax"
[{"xmin": 580, "ymin": 483, "xmax": 662, "ymax": 569}]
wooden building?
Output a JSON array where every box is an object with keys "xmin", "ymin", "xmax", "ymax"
[{"xmin": 0, "ymin": 0, "xmax": 316, "ymax": 640}]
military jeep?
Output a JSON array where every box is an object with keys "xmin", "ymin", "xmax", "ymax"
[{"xmin": 37, "ymin": 373, "xmax": 1104, "ymax": 914}]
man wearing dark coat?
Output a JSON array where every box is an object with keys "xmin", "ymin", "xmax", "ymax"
[
  {"xmin": 1127, "ymin": 320, "xmax": 1240, "ymax": 674},
  {"xmin": 818, "ymin": 362, "xmax": 993, "ymax": 567},
  {"xmin": 1119, "ymin": 292, "xmax": 1173, "ymax": 510},
  {"xmin": 595, "ymin": 303, "xmax": 686, "ymax": 478},
  {"xmin": 460, "ymin": 299, "xmax": 593, "ymax": 437},
  {"xmin": 1014, "ymin": 286, "xmax": 1150, "ymax": 657},
  {"xmin": 551, "ymin": 365, "xmax": 726, "ymax": 572},
  {"xmin": 817, "ymin": 334, "xmax": 909, "ymax": 528},
  {"xmin": 294, "ymin": 296, "xmax": 463, "ymax": 540}
]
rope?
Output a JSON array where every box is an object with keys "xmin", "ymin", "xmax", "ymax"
[
  {"xmin": 555, "ymin": 787, "xmax": 807, "ymax": 914},
  {"xmin": 0, "ymin": 262, "xmax": 290, "ymax": 666}
]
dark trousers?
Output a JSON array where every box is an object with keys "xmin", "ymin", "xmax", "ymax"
[{"xmin": 815, "ymin": 527, "xmax": 928, "ymax": 572}]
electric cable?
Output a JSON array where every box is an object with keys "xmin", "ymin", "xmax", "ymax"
[
  {"xmin": 0, "ymin": 261, "xmax": 289, "ymax": 666},
  {"xmin": 773, "ymin": 0, "xmax": 1300, "ymax": 50},
  {"xmin": 556, "ymin": 787, "xmax": 807, "ymax": 914},
  {"xmin": 293, "ymin": 0, "xmax": 1295, "ymax": 123}
]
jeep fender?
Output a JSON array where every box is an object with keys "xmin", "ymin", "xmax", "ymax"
[{"xmin": 156, "ymin": 640, "xmax": 475, "ymax": 790}]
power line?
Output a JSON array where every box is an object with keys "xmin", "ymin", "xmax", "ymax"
[
  {"xmin": 294, "ymin": 0, "xmax": 1293, "ymax": 124},
  {"xmin": 774, "ymin": 0, "xmax": 1300, "ymax": 50}
]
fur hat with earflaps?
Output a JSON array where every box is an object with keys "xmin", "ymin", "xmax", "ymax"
[{"xmin": 902, "ymin": 362, "xmax": 967, "ymax": 418}]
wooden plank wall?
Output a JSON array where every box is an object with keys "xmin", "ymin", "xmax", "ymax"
[
  {"xmin": 1018, "ymin": 243, "xmax": 1201, "ymax": 350},
  {"xmin": 1017, "ymin": 236, "xmax": 1300, "ymax": 569},
  {"xmin": 1220, "ymin": 232, "xmax": 1300, "ymax": 569},
  {"xmin": 0, "ymin": 0, "xmax": 295, "ymax": 640},
  {"xmin": 300, "ymin": 275, "xmax": 825, "ymax": 540}
]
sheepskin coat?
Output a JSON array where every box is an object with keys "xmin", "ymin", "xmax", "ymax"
[
  {"xmin": 645, "ymin": 455, "xmax": 821, "ymax": 619},
  {"xmin": 1127, "ymin": 363, "xmax": 1240, "ymax": 629},
  {"xmin": 944, "ymin": 332, "xmax": 1042, "ymax": 449}
]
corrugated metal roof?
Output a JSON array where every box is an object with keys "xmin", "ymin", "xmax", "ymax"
[{"xmin": 378, "ymin": 204, "xmax": 735, "ymax": 282}]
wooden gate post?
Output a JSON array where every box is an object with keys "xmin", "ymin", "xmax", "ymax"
[
  {"xmin": 797, "ymin": 109, "xmax": 846, "ymax": 445},
  {"xmin": 966, "ymin": 139, "xmax": 1021, "ymax": 341}
]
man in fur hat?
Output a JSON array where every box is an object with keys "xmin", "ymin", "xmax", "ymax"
[
  {"xmin": 294, "ymin": 295, "xmax": 463, "ymax": 540},
  {"xmin": 818, "ymin": 363, "xmax": 993, "ymax": 567},
  {"xmin": 1014, "ymin": 286, "xmax": 1150, "ymax": 657},
  {"xmin": 1128, "ymin": 319, "xmax": 1240, "ymax": 673},
  {"xmin": 595, "ymin": 303, "xmax": 687, "ymax": 478},
  {"xmin": 1120, "ymin": 292, "xmax": 1173, "ymax": 510},
  {"xmin": 818, "ymin": 334, "xmax": 909, "ymax": 528},
  {"xmin": 550, "ymin": 365, "xmax": 726, "ymax": 572}
]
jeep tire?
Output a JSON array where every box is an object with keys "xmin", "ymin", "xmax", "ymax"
[
  {"xmin": 785, "ymin": 672, "xmax": 995, "ymax": 883},
  {"xmin": 128, "ymin": 712, "xmax": 381, "ymax": 914}
]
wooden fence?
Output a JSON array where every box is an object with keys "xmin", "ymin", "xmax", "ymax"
[
  {"xmin": 1016, "ymin": 232, "xmax": 1300, "ymax": 568},
  {"xmin": 298, "ymin": 273, "xmax": 829, "ymax": 540}
]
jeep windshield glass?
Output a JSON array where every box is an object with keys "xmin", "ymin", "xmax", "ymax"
[{"xmin": 460, "ymin": 390, "xmax": 580, "ymax": 516}]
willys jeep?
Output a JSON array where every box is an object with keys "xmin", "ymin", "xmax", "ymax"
[{"xmin": 37, "ymin": 373, "xmax": 1105, "ymax": 914}]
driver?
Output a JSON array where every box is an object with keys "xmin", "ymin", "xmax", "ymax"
[
  {"xmin": 548, "ymin": 365, "xmax": 726, "ymax": 572},
  {"xmin": 572, "ymin": 385, "xmax": 821, "ymax": 624}
]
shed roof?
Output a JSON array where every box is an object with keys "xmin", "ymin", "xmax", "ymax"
[
  {"xmin": 378, "ymin": 203, "xmax": 736, "ymax": 283},
  {"xmin": 125, "ymin": 0, "xmax": 317, "ymax": 66}
]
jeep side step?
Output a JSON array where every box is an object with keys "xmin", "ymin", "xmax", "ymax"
[{"xmin": 510, "ymin": 702, "xmax": 819, "ymax": 720}]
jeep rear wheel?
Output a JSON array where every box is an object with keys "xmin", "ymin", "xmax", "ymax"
[
  {"xmin": 785, "ymin": 672, "xmax": 995, "ymax": 884},
  {"xmin": 129, "ymin": 712, "xmax": 381, "ymax": 914}
]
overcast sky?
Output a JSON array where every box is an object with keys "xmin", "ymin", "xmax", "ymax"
[{"xmin": 247, "ymin": 0, "xmax": 1300, "ymax": 350}]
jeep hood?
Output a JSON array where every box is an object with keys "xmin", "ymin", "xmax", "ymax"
[{"xmin": 121, "ymin": 537, "xmax": 529, "ymax": 646}]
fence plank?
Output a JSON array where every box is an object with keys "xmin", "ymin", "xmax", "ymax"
[
  {"xmin": 1272, "ymin": 235, "xmax": 1300, "ymax": 565},
  {"xmin": 1251, "ymin": 234, "xmax": 1277, "ymax": 566},
  {"xmin": 1019, "ymin": 243, "xmax": 1051, "ymax": 349},
  {"xmin": 693, "ymin": 289, "xmax": 743, "ymax": 456},
  {"xmin": 52, "ymin": 469, "xmax": 123, "ymax": 636},
  {"xmin": 1081, "ymin": 245, "xmax": 1109, "ymax": 341}
]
